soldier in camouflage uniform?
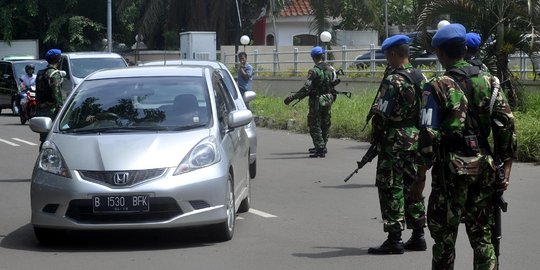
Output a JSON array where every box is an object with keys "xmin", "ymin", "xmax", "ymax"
[
  {"xmin": 367, "ymin": 35, "xmax": 428, "ymax": 255},
  {"xmin": 36, "ymin": 49, "xmax": 64, "ymax": 149},
  {"xmin": 284, "ymin": 46, "xmax": 335, "ymax": 158},
  {"xmin": 414, "ymin": 24, "xmax": 516, "ymax": 269}
]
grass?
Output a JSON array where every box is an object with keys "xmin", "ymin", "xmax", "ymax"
[{"xmin": 251, "ymin": 90, "xmax": 540, "ymax": 163}]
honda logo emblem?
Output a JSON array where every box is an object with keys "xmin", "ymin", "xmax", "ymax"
[{"xmin": 113, "ymin": 172, "xmax": 130, "ymax": 185}]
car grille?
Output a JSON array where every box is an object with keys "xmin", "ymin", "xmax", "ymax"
[
  {"xmin": 65, "ymin": 198, "xmax": 183, "ymax": 224},
  {"xmin": 78, "ymin": 168, "xmax": 166, "ymax": 188}
]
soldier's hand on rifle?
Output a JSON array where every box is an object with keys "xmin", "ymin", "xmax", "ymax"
[
  {"xmin": 497, "ymin": 160, "xmax": 513, "ymax": 192},
  {"xmin": 284, "ymin": 95, "xmax": 296, "ymax": 105}
]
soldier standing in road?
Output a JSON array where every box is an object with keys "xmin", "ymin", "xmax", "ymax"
[
  {"xmin": 413, "ymin": 24, "xmax": 516, "ymax": 269},
  {"xmin": 35, "ymin": 49, "xmax": 64, "ymax": 149},
  {"xmin": 367, "ymin": 35, "xmax": 427, "ymax": 255},
  {"xmin": 284, "ymin": 46, "xmax": 335, "ymax": 158}
]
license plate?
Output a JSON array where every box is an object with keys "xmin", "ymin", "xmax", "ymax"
[{"xmin": 92, "ymin": 194, "xmax": 150, "ymax": 213}]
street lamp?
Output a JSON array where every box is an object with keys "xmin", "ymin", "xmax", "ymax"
[
  {"xmin": 320, "ymin": 31, "xmax": 332, "ymax": 59},
  {"xmin": 240, "ymin": 35, "xmax": 250, "ymax": 51},
  {"xmin": 437, "ymin": 20, "xmax": 451, "ymax": 30}
]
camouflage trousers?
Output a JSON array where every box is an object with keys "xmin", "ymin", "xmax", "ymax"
[
  {"xmin": 307, "ymin": 97, "xmax": 331, "ymax": 149},
  {"xmin": 375, "ymin": 150, "xmax": 426, "ymax": 233},
  {"xmin": 428, "ymin": 160, "xmax": 497, "ymax": 270}
]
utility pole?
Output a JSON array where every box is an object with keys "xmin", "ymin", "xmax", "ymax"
[{"xmin": 107, "ymin": 0, "xmax": 112, "ymax": 52}]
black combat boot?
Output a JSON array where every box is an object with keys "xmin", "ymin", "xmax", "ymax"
[
  {"xmin": 368, "ymin": 231, "xmax": 404, "ymax": 255},
  {"xmin": 404, "ymin": 228, "xmax": 427, "ymax": 251},
  {"xmin": 309, "ymin": 148, "xmax": 326, "ymax": 158},
  {"xmin": 308, "ymin": 147, "xmax": 327, "ymax": 154}
]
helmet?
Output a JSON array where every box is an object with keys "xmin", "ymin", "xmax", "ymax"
[
  {"xmin": 25, "ymin": 64, "xmax": 35, "ymax": 72},
  {"xmin": 44, "ymin": 49, "xmax": 62, "ymax": 60},
  {"xmin": 311, "ymin": 46, "xmax": 325, "ymax": 57}
]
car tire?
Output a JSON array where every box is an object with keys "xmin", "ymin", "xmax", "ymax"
[
  {"xmin": 210, "ymin": 173, "xmax": 235, "ymax": 242},
  {"xmin": 11, "ymin": 98, "xmax": 19, "ymax": 116},
  {"xmin": 33, "ymin": 226, "xmax": 65, "ymax": 245},
  {"xmin": 238, "ymin": 166, "xmax": 251, "ymax": 213},
  {"xmin": 249, "ymin": 159, "xmax": 256, "ymax": 179}
]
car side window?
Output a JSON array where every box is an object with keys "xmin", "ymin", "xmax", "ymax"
[
  {"xmin": 61, "ymin": 56, "xmax": 70, "ymax": 78},
  {"xmin": 213, "ymin": 74, "xmax": 235, "ymax": 136}
]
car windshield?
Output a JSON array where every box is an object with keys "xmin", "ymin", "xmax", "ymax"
[
  {"xmin": 58, "ymin": 76, "xmax": 211, "ymax": 133},
  {"xmin": 70, "ymin": 58, "xmax": 127, "ymax": 78},
  {"xmin": 13, "ymin": 61, "xmax": 48, "ymax": 79}
]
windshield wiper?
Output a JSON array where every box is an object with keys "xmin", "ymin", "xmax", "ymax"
[
  {"xmin": 62, "ymin": 126, "xmax": 169, "ymax": 134},
  {"xmin": 171, "ymin": 124, "xmax": 206, "ymax": 131}
]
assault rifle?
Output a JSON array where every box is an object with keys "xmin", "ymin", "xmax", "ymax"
[
  {"xmin": 492, "ymin": 163, "xmax": 508, "ymax": 269},
  {"xmin": 343, "ymin": 144, "xmax": 379, "ymax": 182}
]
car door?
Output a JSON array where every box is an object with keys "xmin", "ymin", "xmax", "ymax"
[
  {"xmin": 0, "ymin": 62, "xmax": 17, "ymax": 108},
  {"xmin": 212, "ymin": 72, "xmax": 248, "ymax": 196}
]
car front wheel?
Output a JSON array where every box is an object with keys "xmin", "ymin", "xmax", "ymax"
[
  {"xmin": 210, "ymin": 173, "xmax": 235, "ymax": 241},
  {"xmin": 33, "ymin": 226, "xmax": 65, "ymax": 245}
]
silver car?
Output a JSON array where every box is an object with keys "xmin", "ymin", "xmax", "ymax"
[
  {"xmin": 29, "ymin": 65, "xmax": 252, "ymax": 243},
  {"xmin": 142, "ymin": 60, "xmax": 257, "ymax": 178}
]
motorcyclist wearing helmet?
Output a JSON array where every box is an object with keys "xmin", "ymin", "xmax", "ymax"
[
  {"xmin": 283, "ymin": 46, "xmax": 336, "ymax": 157},
  {"xmin": 16, "ymin": 64, "xmax": 37, "ymax": 113},
  {"xmin": 35, "ymin": 49, "xmax": 64, "ymax": 149},
  {"xmin": 19, "ymin": 64, "xmax": 36, "ymax": 90}
]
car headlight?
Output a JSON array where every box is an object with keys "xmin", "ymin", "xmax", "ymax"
[
  {"xmin": 38, "ymin": 141, "xmax": 71, "ymax": 178},
  {"xmin": 173, "ymin": 136, "xmax": 221, "ymax": 175}
]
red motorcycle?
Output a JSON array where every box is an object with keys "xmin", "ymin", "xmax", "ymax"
[{"xmin": 19, "ymin": 86, "xmax": 37, "ymax": 124}]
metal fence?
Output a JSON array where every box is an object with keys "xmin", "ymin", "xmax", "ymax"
[{"xmin": 222, "ymin": 45, "xmax": 539, "ymax": 80}]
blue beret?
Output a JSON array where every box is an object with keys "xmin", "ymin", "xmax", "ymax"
[
  {"xmin": 311, "ymin": 46, "xmax": 325, "ymax": 57},
  {"xmin": 381, "ymin": 35, "xmax": 411, "ymax": 52},
  {"xmin": 431, "ymin": 23, "xmax": 466, "ymax": 48},
  {"xmin": 466, "ymin": 32, "xmax": 481, "ymax": 49},
  {"xmin": 44, "ymin": 49, "xmax": 62, "ymax": 59}
]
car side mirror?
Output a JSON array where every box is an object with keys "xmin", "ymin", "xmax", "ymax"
[
  {"xmin": 228, "ymin": 109, "xmax": 252, "ymax": 129},
  {"xmin": 59, "ymin": 70, "xmax": 67, "ymax": 77},
  {"xmin": 243, "ymin": 91, "xmax": 256, "ymax": 103},
  {"xmin": 29, "ymin": 117, "xmax": 53, "ymax": 133}
]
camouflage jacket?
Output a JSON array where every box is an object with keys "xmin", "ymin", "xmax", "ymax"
[
  {"xmin": 37, "ymin": 65, "xmax": 63, "ymax": 107},
  {"xmin": 417, "ymin": 60, "xmax": 517, "ymax": 169},
  {"xmin": 371, "ymin": 63, "xmax": 425, "ymax": 152},
  {"xmin": 294, "ymin": 61, "xmax": 334, "ymax": 100}
]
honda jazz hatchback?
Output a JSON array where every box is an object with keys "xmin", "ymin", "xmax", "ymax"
[{"xmin": 29, "ymin": 65, "xmax": 252, "ymax": 244}]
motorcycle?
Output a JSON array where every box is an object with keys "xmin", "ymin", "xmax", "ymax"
[{"xmin": 19, "ymin": 85, "xmax": 37, "ymax": 124}]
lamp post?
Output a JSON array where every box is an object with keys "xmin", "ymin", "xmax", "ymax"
[
  {"xmin": 240, "ymin": 35, "xmax": 250, "ymax": 51},
  {"xmin": 320, "ymin": 31, "xmax": 332, "ymax": 59},
  {"xmin": 437, "ymin": 20, "xmax": 450, "ymax": 30}
]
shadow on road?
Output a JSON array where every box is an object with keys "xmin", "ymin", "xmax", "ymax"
[
  {"xmin": 265, "ymin": 152, "xmax": 312, "ymax": 160},
  {"xmin": 1, "ymin": 223, "xmax": 221, "ymax": 252},
  {"xmin": 0, "ymin": 179, "xmax": 30, "ymax": 183},
  {"xmin": 292, "ymin": 246, "xmax": 369, "ymax": 258}
]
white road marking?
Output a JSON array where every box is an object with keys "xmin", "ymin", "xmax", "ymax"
[
  {"xmin": 248, "ymin": 208, "xmax": 277, "ymax": 218},
  {"xmin": 12, "ymin": 138, "xmax": 37, "ymax": 146},
  {"xmin": 0, "ymin": 138, "xmax": 19, "ymax": 146}
]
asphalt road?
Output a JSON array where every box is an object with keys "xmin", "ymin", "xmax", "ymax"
[{"xmin": 0, "ymin": 112, "xmax": 539, "ymax": 270}]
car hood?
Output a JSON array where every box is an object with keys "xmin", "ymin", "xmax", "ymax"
[{"xmin": 49, "ymin": 129, "xmax": 211, "ymax": 171}]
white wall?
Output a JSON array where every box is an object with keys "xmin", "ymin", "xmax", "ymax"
[{"xmin": 266, "ymin": 16, "xmax": 314, "ymax": 46}]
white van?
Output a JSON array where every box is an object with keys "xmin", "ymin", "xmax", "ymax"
[{"xmin": 59, "ymin": 52, "xmax": 127, "ymax": 97}]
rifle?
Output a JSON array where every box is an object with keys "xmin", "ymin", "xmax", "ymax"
[
  {"xmin": 343, "ymin": 144, "xmax": 379, "ymax": 182},
  {"xmin": 362, "ymin": 65, "xmax": 392, "ymax": 131},
  {"xmin": 492, "ymin": 163, "xmax": 508, "ymax": 269},
  {"xmin": 335, "ymin": 91, "xmax": 352, "ymax": 98}
]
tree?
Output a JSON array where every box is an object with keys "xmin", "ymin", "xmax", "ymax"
[{"xmin": 416, "ymin": 0, "xmax": 540, "ymax": 109}]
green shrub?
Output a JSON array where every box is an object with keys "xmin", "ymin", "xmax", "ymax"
[{"xmin": 251, "ymin": 90, "xmax": 540, "ymax": 163}]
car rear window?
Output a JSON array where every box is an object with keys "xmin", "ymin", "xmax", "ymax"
[{"xmin": 70, "ymin": 58, "xmax": 127, "ymax": 78}]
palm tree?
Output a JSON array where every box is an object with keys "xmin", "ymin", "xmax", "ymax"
[{"xmin": 416, "ymin": 0, "xmax": 540, "ymax": 108}]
